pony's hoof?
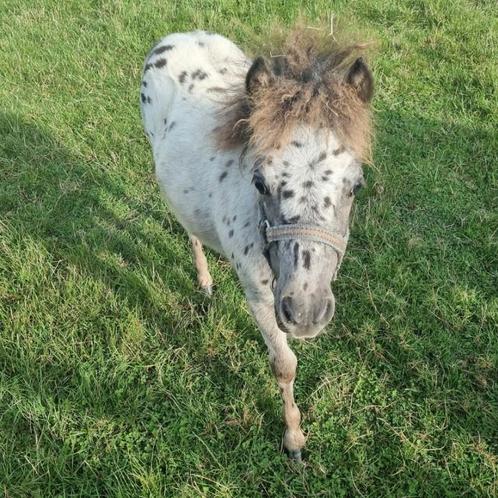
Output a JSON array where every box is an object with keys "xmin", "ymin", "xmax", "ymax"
[
  {"xmin": 201, "ymin": 285, "xmax": 213, "ymax": 296},
  {"xmin": 286, "ymin": 449, "xmax": 303, "ymax": 463}
]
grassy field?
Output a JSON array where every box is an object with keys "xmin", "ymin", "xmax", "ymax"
[{"xmin": 1, "ymin": 0, "xmax": 497, "ymax": 496}]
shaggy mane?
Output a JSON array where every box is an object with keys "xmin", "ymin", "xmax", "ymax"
[{"xmin": 215, "ymin": 24, "xmax": 373, "ymax": 163}]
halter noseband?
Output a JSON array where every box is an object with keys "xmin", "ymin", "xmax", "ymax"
[{"xmin": 258, "ymin": 205, "xmax": 348, "ymax": 279}]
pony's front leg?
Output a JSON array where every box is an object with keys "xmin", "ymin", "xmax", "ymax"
[
  {"xmin": 248, "ymin": 298, "xmax": 306, "ymax": 461},
  {"xmin": 272, "ymin": 345, "xmax": 306, "ymax": 461}
]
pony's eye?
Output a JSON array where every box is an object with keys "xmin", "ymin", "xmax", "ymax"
[
  {"xmin": 253, "ymin": 170, "xmax": 270, "ymax": 195},
  {"xmin": 350, "ymin": 180, "xmax": 364, "ymax": 196}
]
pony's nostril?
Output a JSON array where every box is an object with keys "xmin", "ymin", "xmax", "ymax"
[
  {"xmin": 313, "ymin": 298, "xmax": 334, "ymax": 324},
  {"xmin": 281, "ymin": 296, "xmax": 294, "ymax": 324}
]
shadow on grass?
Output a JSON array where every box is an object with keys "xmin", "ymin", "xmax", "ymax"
[{"xmin": 1, "ymin": 111, "xmax": 290, "ymax": 494}]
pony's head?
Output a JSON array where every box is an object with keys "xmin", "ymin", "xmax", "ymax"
[{"xmin": 219, "ymin": 28, "xmax": 373, "ymax": 338}]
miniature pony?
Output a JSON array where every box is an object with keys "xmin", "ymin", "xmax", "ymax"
[{"xmin": 140, "ymin": 27, "xmax": 373, "ymax": 460}]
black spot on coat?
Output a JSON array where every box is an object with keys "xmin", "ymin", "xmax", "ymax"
[
  {"xmin": 243, "ymin": 243, "xmax": 254, "ymax": 255},
  {"xmin": 192, "ymin": 69, "xmax": 208, "ymax": 80},
  {"xmin": 154, "ymin": 45, "xmax": 174, "ymax": 55},
  {"xmin": 303, "ymin": 250, "xmax": 311, "ymax": 270},
  {"xmin": 293, "ymin": 242, "xmax": 300, "ymax": 268}
]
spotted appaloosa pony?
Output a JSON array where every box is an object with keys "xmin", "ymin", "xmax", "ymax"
[{"xmin": 140, "ymin": 27, "xmax": 373, "ymax": 461}]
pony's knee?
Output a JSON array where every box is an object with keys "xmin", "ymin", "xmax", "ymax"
[{"xmin": 270, "ymin": 349, "xmax": 297, "ymax": 384}]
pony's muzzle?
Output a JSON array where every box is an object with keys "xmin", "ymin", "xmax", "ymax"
[{"xmin": 278, "ymin": 290, "xmax": 335, "ymax": 338}]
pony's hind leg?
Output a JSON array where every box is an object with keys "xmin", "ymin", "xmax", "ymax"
[{"xmin": 190, "ymin": 235, "xmax": 213, "ymax": 295}]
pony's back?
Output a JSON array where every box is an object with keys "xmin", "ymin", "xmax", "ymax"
[{"xmin": 140, "ymin": 30, "xmax": 249, "ymax": 152}]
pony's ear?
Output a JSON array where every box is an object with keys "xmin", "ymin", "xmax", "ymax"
[
  {"xmin": 246, "ymin": 57, "xmax": 274, "ymax": 95},
  {"xmin": 345, "ymin": 57, "xmax": 373, "ymax": 103}
]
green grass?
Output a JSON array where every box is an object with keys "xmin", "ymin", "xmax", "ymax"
[{"xmin": 1, "ymin": 0, "xmax": 497, "ymax": 496}]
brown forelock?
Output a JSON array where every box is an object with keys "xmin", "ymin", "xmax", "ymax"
[{"xmin": 215, "ymin": 26, "xmax": 373, "ymax": 163}]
